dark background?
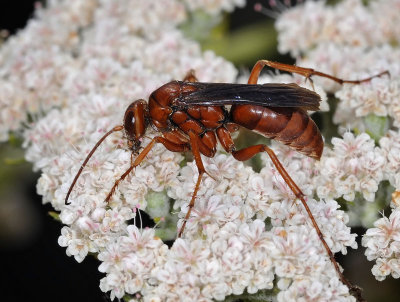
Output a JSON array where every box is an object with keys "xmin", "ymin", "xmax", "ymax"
[{"xmin": 1, "ymin": 1, "xmax": 399, "ymax": 301}]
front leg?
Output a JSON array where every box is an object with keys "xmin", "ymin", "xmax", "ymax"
[{"xmin": 105, "ymin": 136, "xmax": 189, "ymax": 202}]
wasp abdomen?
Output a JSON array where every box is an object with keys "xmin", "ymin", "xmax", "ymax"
[{"xmin": 231, "ymin": 104, "xmax": 323, "ymax": 160}]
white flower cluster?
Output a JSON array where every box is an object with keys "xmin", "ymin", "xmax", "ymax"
[
  {"xmin": 183, "ymin": 0, "xmax": 246, "ymax": 15},
  {"xmin": 380, "ymin": 130, "xmax": 400, "ymax": 187},
  {"xmin": 362, "ymin": 208, "xmax": 400, "ymax": 281},
  {"xmin": 97, "ymin": 225, "xmax": 167, "ymax": 300},
  {"xmin": 159, "ymin": 154, "xmax": 356, "ymax": 301},
  {"xmin": 275, "ymin": 0, "xmax": 400, "ymax": 283},
  {"xmin": 3, "ymin": 0, "xmax": 400, "ymax": 300},
  {"xmin": 276, "ymin": 0, "xmax": 400, "ymax": 57},
  {"xmin": 315, "ymin": 132, "xmax": 385, "ymax": 203},
  {"xmin": 358, "ymin": 130, "xmax": 400, "ymax": 280}
]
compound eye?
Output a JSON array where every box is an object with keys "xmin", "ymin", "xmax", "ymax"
[
  {"xmin": 123, "ymin": 99, "xmax": 148, "ymax": 141},
  {"xmin": 123, "ymin": 104, "xmax": 136, "ymax": 141}
]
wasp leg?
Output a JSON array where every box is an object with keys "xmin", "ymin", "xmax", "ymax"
[
  {"xmin": 182, "ymin": 69, "xmax": 198, "ymax": 83},
  {"xmin": 248, "ymin": 59, "xmax": 389, "ymax": 86},
  {"xmin": 177, "ymin": 130, "xmax": 209, "ymax": 238},
  {"xmin": 230, "ymin": 144, "xmax": 359, "ymax": 295},
  {"xmin": 105, "ymin": 136, "xmax": 188, "ymax": 202}
]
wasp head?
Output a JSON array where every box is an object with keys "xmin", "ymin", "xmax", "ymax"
[{"xmin": 123, "ymin": 99, "xmax": 149, "ymax": 154}]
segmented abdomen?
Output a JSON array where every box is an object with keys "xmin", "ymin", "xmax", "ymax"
[{"xmin": 230, "ymin": 104, "xmax": 323, "ymax": 159}]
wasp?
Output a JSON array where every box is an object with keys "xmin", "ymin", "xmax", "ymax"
[{"xmin": 65, "ymin": 60, "xmax": 388, "ymax": 299}]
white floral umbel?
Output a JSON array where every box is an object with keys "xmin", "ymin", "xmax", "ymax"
[
  {"xmin": 2, "ymin": 0, "xmax": 400, "ymax": 301},
  {"xmin": 277, "ymin": 0, "xmax": 400, "ymax": 286}
]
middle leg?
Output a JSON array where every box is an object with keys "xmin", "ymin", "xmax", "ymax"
[{"xmin": 177, "ymin": 130, "xmax": 208, "ymax": 237}]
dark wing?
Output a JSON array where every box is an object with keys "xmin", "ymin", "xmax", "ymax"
[{"xmin": 178, "ymin": 82, "xmax": 321, "ymax": 111}]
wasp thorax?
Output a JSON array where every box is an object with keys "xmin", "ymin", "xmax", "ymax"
[{"xmin": 123, "ymin": 99, "xmax": 148, "ymax": 151}]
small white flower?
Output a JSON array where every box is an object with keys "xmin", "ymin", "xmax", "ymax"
[{"xmin": 362, "ymin": 208, "xmax": 400, "ymax": 280}]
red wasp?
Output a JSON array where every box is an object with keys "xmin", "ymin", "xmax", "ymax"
[{"xmin": 65, "ymin": 60, "xmax": 388, "ymax": 299}]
